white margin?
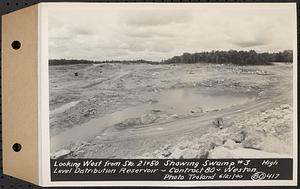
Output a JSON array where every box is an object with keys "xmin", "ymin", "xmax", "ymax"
[
  {"xmin": 39, "ymin": 3, "xmax": 51, "ymax": 186},
  {"xmin": 292, "ymin": 2, "xmax": 298, "ymax": 185},
  {"xmin": 37, "ymin": 3, "xmax": 42, "ymax": 186}
]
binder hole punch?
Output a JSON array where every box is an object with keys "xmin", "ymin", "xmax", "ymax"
[
  {"xmin": 12, "ymin": 143, "xmax": 22, "ymax": 152},
  {"xmin": 11, "ymin": 40, "xmax": 21, "ymax": 50}
]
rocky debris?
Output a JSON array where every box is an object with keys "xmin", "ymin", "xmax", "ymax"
[
  {"xmin": 223, "ymin": 139, "xmax": 240, "ymax": 150},
  {"xmin": 227, "ymin": 130, "xmax": 246, "ymax": 143},
  {"xmin": 239, "ymin": 104, "xmax": 293, "ymax": 153},
  {"xmin": 50, "ymin": 61, "xmax": 279, "ymax": 127},
  {"xmin": 203, "ymin": 104, "xmax": 294, "ymax": 155},
  {"xmin": 115, "ymin": 110, "xmax": 179, "ymax": 129},
  {"xmin": 190, "ymin": 107, "xmax": 204, "ymax": 114},
  {"xmin": 51, "ymin": 140, "xmax": 95, "ymax": 159},
  {"xmin": 160, "ymin": 144, "xmax": 172, "ymax": 157},
  {"xmin": 167, "ymin": 145, "xmax": 204, "ymax": 159},
  {"xmin": 212, "ymin": 118, "xmax": 224, "ymax": 129},
  {"xmin": 70, "ymin": 141, "xmax": 89, "ymax": 152},
  {"xmin": 50, "ymin": 63, "xmax": 292, "ymax": 158},
  {"xmin": 170, "ymin": 148, "xmax": 185, "ymax": 159},
  {"xmin": 51, "ymin": 149, "xmax": 71, "ymax": 159},
  {"xmin": 171, "ymin": 114, "xmax": 179, "ymax": 118},
  {"xmin": 114, "ymin": 117, "xmax": 141, "ymax": 129},
  {"xmin": 95, "ymin": 135, "xmax": 104, "ymax": 140},
  {"xmin": 71, "ymin": 141, "xmax": 101, "ymax": 158},
  {"xmin": 140, "ymin": 104, "xmax": 293, "ymax": 159},
  {"xmin": 198, "ymin": 78, "xmax": 244, "ymax": 89},
  {"xmin": 225, "ymin": 104, "xmax": 292, "ymax": 153},
  {"xmin": 50, "ymin": 94, "xmax": 79, "ymax": 107},
  {"xmin": 207, "ymin": 64, "xmax": 269, "ymax": 75},
  {"xmin": 182, "ymin": 149, "xmax": 203, "ymax": 159},
  {"xmin": 82, "ymin": 108, "xmax": 97, "ymax": 116},
  {"xmin": 141, "ymin": 135, "xmax": 216, "ymax": 159},
  {"xmin": 208, "ymin": 147, "xmax": 237, "ymax": 159},
  {"xmin": 242, "ymin": 130, "xmax": 265, "ymax": 150},
  {"xmin": 208, "ymin": 146, "xmax": 291, "ymax": 159},
  {"xmin": 255, "ymin": 70, "xmax": 268, "ymax": 75},
  {"xmin": 194, "ymin": 77, "xmax": 267, "ymax": 92},
  {"xmin": 280, "ymin": 104, "xmax": 290, "ymax": 110},
  {"xmin": 141, "ymin": 113, "xmax": 160, "ymax": 125},
  {"xmin": 148, "ymin": 99, "xmax": 159, "ymax": 104},
  {"xmin": 50, "ymin": 92, "xmax": 131, "ymax": 136}
]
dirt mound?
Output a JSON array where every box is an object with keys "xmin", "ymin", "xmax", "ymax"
[
  {"xmin": 114, "ymin": 110, "xmax": 178, "ymax": 129},
  {"xmin": 208, "ymin": 146, "xmax": 291, "ymax": 159}
]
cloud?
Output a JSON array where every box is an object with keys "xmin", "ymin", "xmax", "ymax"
[
  {"xmin": 74, "ymin": 28, "xmax": 94, "ymax": 35},
  {"xmin": 125, "ymin": 30, "xmax": 175, "ymax": 39},
  {"xmin": 234, "ymin": 40, "xmax": 266, "ymax": 48},
  {"xmin": 49, "ymin": 25, "xmax": 74, "ymax": 39},
  {"xmin": 48, "ymin": 3, "xmax": 296, "ymax": 61},
  {"xmin": 121, "ymin": 10, "xmax": 191, "ymax": 26},
  {"xmin": 120, "ymin": 41, "xmax": 147, "ymax": 52},
  {"xmin": 230, "ymin": 30, "xmax": 272, "ymax": 49}
]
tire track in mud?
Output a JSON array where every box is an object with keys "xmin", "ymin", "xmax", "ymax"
[{"xmin": 82, "ymin": 70, "xmax": 131, "ymax": 89}]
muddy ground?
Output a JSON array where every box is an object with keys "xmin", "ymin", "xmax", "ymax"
[{"xmin": 49, "ymin": 63, "xmax": 293, "ymax": 159}]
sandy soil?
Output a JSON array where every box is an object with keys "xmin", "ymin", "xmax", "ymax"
[{"xmin": 49, "ymin": 63, "xmax": 293, "ymax": 159}]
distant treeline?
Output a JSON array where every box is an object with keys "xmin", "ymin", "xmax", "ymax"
[
  {"xmin": 163, "ymin": 50, "xmax": 293, "ymax": 65},
  {"xmin": 49, "ymin": 59, "xmax": 157, "ymax": 66},
  {"xmin": 49, "ymin": 50, "xmax": 293, "ymax": 66}
]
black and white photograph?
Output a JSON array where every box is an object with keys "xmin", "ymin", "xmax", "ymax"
[{"xmin": 48, "ymin": 3, "xmax": 296, "ymax": 160}]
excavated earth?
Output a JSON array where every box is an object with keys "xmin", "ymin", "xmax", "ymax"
[{"xmin": 49, "ymin": 63, "xmax": 294, "ymax": 159}]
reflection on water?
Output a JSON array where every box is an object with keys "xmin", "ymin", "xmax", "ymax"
[
  {"xmin": 50, "ymin": 88, "xmax": 255, "ymax": 151},
  {"xmin": 154, "ymin": 88, "xmax": 254, "ymax": 114}
]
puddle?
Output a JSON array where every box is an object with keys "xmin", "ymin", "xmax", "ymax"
[
  {"xmin": 50, "ymin": 88, "xmax": 255, "ymax": 151},
  {"xmin": 152, "ymin": 88, "xmax": 255, "ymax": 114}
]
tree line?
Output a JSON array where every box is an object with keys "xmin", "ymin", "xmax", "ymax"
[
  {"xmin": 162, "ymin": 50, "xmax": 293, "ymax": 65},
  {"xmin": 49, "ymin": 59, "xmax": 157, "ymax": 66},
  {"xmin": 49, "ymin": 50, "xmax": 293, "ymax": 66}
]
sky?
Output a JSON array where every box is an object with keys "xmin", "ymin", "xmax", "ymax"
[{"xmin": 47, "ymin": 3, "xmax": 296, "ymax": 61}]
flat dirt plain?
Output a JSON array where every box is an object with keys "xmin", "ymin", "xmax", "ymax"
[{"xmin": 49, "ymin": 63, "xmax": 294, "ymax": 159}]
